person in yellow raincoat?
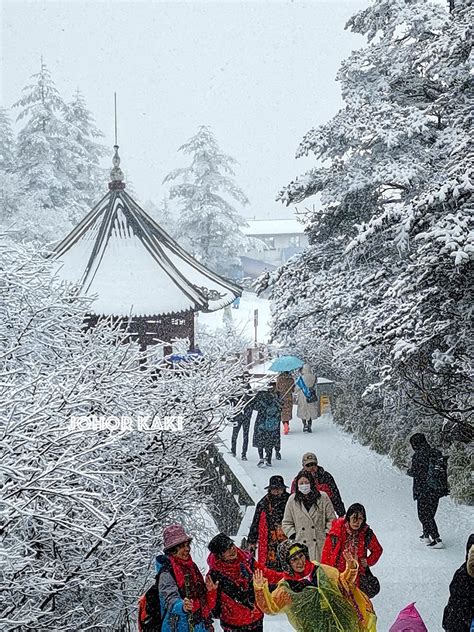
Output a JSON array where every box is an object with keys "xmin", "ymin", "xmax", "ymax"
[{"xmin": 253, "ymin": 540, "xmax": 377, "ymax": 632}]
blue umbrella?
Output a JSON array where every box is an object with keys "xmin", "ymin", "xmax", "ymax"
[{"xmin": 269, "ymin": 355, "xmax": 304, "ymax": 372}]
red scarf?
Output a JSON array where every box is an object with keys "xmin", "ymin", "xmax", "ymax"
[
  {"xmin": 170, "ymin": 555, "xmax": 206, "ymax": 603},
  {"xmin": 284, "ymin": 559, "xmax": 314, "ymax": 581},
  {"xmin": 208, "ymin": 548, "xmax": 253, "ymax": 588}
]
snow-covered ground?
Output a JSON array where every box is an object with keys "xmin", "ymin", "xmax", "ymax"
[
  {"xmin": 215, "ymin": 413, "xmax": 473, "ymax": 631},
  {"xmin": 198, "ymin": 290, "xmax": 272, "ymax": 344}
]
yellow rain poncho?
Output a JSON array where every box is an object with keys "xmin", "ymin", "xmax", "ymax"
[{"xmin": 254, "ymin": 559, "xmax": 377, "ymax": 632}]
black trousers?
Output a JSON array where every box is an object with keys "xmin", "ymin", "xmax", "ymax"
[
  {"xmin": 231, "ymin": 419, "xmax": 250, "ymax": 456},
  {"xmin": 417, "ymin": 493, "xmax": 440, "ymax": 539},
  {"xmin": 258, "ymin": 446, "xmax": 273, "ymax": 461}
]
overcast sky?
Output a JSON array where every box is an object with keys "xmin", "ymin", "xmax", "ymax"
[{"xmin": 1, "ymin": 0, "xmax": 368, "ymax": 219}]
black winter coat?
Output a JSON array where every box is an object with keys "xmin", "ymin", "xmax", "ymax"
[
  {"xmin": 408, "ymin": 444, "xmax": 435, "ymax": 500},
  {"xmin": 442, "ymin": 534, "xmax": 474, "ymax": 632}
]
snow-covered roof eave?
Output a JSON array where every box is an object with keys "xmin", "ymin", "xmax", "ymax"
[{"xmin": 51, "ymin": 187, "xmax": 242, "ymax": 317}]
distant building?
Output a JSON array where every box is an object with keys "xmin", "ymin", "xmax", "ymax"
[{"xmin": 241, "ymin": 218, "xmax": 308, "ymax": 276}]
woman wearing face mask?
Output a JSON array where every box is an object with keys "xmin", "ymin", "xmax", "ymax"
[{"xmin": 282, "ymin": 470, "xmax": 335, "ymax": 562}]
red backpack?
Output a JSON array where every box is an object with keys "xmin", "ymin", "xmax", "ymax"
[{"xmin": 138, "ymin": 579, "xmax": 162, "ymax": 632}]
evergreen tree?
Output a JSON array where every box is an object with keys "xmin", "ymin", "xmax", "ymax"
[
  {"xmin": 62, "ymin": 89, "xmax": 108, "ymax": 208},
  {"xmin": 0, "ymin": 107, "xmax": 15, "ymax": 171},
  {"xmin": 0, "ymin": 107, "xmax": 23, "ymax": 227},
  {"xmin": 264, "ymin": 0, "xmax": 473, "ymax": 502},
  {"xmin": 144, "ymin": 195, "xmax": 178, "ymax": 238},
  {"xmin": 164, "ymin": 126, "xmax": 251, "ymax": 275},
  {"xmin": 14, "ymin": 59, "xmax": 73, "ymax": 212}
]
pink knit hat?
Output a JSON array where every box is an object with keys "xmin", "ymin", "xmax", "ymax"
[{"xmin": 163, "ymin": 524, "xmax": 192, "ymax": 551}]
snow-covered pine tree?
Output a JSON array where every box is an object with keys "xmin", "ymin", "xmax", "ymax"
[
  {"xmin": 62, "ymin": 88, "xmax": 108, "ymax": 212},
  {"xmin": 264, "ymin": 0, "xmax": 473, "ymax": 502},
  {"xmin": 0, "ymin": 107, "xmax": 26, "ymax": 228},
  {"xmin": 144, "ymin": 195, "xmax": 178, "ymax": 237},
  {"xmin": 163, "ymin": 125, "xmax": 251, "ymax": 276},
  {"xmin": 13, "ymin": 60, "xmax": 83, "ymax": 242},
  {"xmin": 0, "ymin": 106, "xmax": 15, "ymax": 171}
]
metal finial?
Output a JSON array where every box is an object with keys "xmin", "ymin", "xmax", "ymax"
[
  {"xmin": 114, "ymin": 92, "xmax": 118, "ymax": 145},
  {"xmin": 109, "ymin": 94, "xmax": 125, "ymax": 190}
]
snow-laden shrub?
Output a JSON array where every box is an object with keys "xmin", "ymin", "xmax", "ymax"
[{"xmin": 0, "ymin": 239, "xmax": 243, "ymax": 630}]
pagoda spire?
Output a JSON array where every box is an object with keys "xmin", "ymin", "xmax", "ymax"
[
  {"xmin": 109, "ymin": 92, "xmax": 125, "ymax": 190},
  {"xmin": 109, "ymin": 144, "xmax": 125, "ymax": 190}
]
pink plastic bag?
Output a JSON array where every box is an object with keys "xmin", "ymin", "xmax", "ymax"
[{"xmin": 389, "ymin": 603, "xmax": 428, "ymax": 632}]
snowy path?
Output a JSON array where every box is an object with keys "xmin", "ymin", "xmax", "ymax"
[
  {"xmin": 219, "ymin": 413, "xmax": 473, "ymax": 631},
  {"xmin": 198, "ymin": 290, "xmax": 272, "ymax": 344}
]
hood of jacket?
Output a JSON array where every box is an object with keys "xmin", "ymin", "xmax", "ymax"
[
  {"xmin": 465, "ymin": 533, "xmax": 474, "ymax": 560},
  {"xmin": 302, "ymin": 363, "xmax": 315, "ymax": 377}
]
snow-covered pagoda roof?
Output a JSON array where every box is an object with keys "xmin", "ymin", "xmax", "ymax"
[{"xmin": 52, "ymin": 146, "xmax": 241, "ymax": 317}]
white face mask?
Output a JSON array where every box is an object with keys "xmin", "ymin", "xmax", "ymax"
[{"xmin": 298, "ymin": 483, "xmax": 311, "ymax": 495}]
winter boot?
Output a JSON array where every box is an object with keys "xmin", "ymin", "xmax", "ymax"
[
  {"xmin": 257, "ymin": 459, "xmax": 265, "ymax": 468},
  {"xmin": 241, "ymin": 454, "xmax": 247, "ymax": 461},
  {"xmin": 427, "ymin": 538, "xmax": 444, "ymax": 549},
  {"xmin": 302, "ymin": 420, "xmax": 308, "ymax": 432},
  {"xmin": 265, "ymin": 459, "xmax": 272, "ymax": 467},
  {"xmin": 275, "ymin": 451, "xmax": 281, "ymax": 460},
  {"xmin": 419, "ymin": 534, "xmax": 431, "ymax": 544},
  {"xmin": 283, "ymin": 422, "xmax": 289, "ymax": 435},
  {"xmin": 307, "ymin": 419, "xmax": 312, "ymax": 433}
]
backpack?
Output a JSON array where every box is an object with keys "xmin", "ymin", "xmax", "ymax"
[
  {"xmin": 426, "ymin": 449, "xmax": 449, "ymax": 496},
  {"xmin": 138, "ymin": 579, "xmax": 162, "ymax": 632},
  {"xmin": 305, "ymin": 387, "xmax": 318, "ymax": 404}
]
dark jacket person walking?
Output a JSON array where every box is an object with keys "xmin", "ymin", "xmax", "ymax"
[{"xmin": 408, "ymin": 433, "xmax": 444, "ymax": 548}]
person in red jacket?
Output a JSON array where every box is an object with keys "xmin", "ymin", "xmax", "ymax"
[
  {"xmin": 207, "ymin": 533, "xmax": 283, "ymax": 632},
  {"xmin": 321, "ymin": 503, "xmax": 383, "ymax": 589}
]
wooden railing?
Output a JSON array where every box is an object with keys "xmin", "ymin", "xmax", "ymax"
[{"xmin": 198, "ymin": 443, "xmax": 255, "ymax": 535}]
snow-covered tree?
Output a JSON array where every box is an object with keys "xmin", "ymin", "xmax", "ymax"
[
  {"xmin": 263, "ymin": 0, "xmax": 473, "ymax": 503},
  {"xmin": 0, "ymin": 108, "xmax": 24, "ymax": 228},
  {"xmin": 11, "ymin": 61, "xmax": 108, "ymax": 243},
  {"xmin": 62, "ymin": 88, "xmax": 108, "ymax": 209},
  {"xmin": 144, "ymin": 195, "xmax": 178, "ymax": 237},
  {"xmin": 0, "ymin": 107, "xmax": 15, "ymax": 171},
  {"xmin": 163, "ymin": 126, "xmax": 251, "ymax": 276},
  {"xmin": 0, "ymin": 239, "xmax": 245, "ymax": 629}
]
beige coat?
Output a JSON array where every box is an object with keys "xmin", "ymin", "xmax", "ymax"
[
  {"xmin": 295, "ymin": 364, "xmax": 319, "ymax": 420},
  {"xmin": 282, "ymin": 492, "xmax": 335, "ymax": 562}
]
